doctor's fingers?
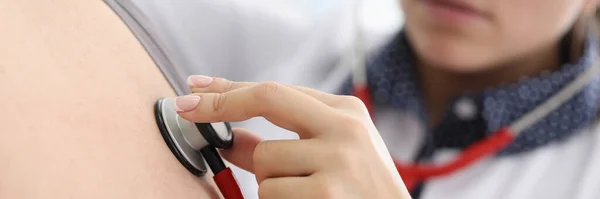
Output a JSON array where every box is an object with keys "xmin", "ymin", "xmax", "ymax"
[
  {"xmin": 258, "ymin": 176, "xmax": 332, "ymax": 199},
  {"xmin": 219, "ymin": 128, "xmax": 263, "ymax": 173},
  {"xmin": 188, "ymin": 76, "xmax": 344, "ymax": 106},
  {"xmin": 219, "ymin": 129, "xmax": 327, "ymax": 179},
  {"xmin": 176, "ymin": 82, "xmax": 341, "ymax": 139},
  {"xmin": 253, "ymin": 139, "xmax": 322, "ymax": 183}
]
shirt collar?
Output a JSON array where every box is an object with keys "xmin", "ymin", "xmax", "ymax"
[{"xmin": 366, "ymin": 30, "xmax": 600, "ymax": 155}]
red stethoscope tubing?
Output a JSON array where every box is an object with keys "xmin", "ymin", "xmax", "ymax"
[
  {"xmin": 352, "ymin": 84, "xmax": 516, "ymax": 192},
  {"xmin": 214, "ymin": 167, "xmax": 245, "ymax": 199},
  {"xmin": 214, "ymin": 85, "xmax": 512, "ymax": 197}
]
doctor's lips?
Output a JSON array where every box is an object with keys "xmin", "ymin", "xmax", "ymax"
[{"xmin": 422, "ymin": 0, "xmax": 487, "ymax": 23}]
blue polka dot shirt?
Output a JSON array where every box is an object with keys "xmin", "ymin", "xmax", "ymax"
[{"xmin": 341, "ymin": 30, "xmax": 600, "ymax": 156}]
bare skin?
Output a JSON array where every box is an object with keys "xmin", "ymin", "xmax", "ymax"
[
  {"xmin": 400, "ymin": 0, "xmax": 598, "ymax": 125},
  {"xmin": 0, "ymin": 1, "xmax": 220, "ymax": 198}
]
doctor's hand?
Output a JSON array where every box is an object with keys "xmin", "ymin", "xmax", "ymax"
[{"xmin": 176, "ymin": 76, "xmax": 411, "ymax": 199}]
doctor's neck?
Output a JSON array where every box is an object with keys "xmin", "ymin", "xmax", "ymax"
[{"xmin": 416, "ymin": 24, "xmax": 587, "ymax": 126}]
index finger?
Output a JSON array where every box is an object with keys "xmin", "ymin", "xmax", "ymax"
[
  {"xmin": 189, "ymin": 77, "xmax": 342, "ymax": 106},
  {"xmin": 176, "ymin": 82, "xmax": 340, "ymax": 138}
]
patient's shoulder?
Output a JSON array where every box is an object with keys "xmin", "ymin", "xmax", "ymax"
[{"xmin": 0, "ymin": 1, "xmax": 220, "ymax": 198}]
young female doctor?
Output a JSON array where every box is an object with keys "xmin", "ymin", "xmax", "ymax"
[{"xmin": 173, "ymin": 0, "xmax": 600, "ymax": 198}]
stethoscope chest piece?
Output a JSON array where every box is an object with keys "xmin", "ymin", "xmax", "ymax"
[{"xmin": 154, "ymin": 98, "xmax": 233, "ymax": 177}]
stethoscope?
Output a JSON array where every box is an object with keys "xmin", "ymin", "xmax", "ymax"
[
  {"xmin": 151, "ymin": 1, "xmax": 600, "ymax": 195},
  {"xmin": 351, "ymin": 37, "xmax": 600, "ymax": 194},
  {"xmin": 154, "ymin": 98, "xmax": 244, "ymax": 199},
  {"xmin": 154, "ymin": 53, "xmax": 599, "ymax": 197}
]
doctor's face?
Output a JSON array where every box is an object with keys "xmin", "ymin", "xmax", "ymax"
[{"xmin": 400, "ymin": 0, "xmax": 597, "ymax": 73}]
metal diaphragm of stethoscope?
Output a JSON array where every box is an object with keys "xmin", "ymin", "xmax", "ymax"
[{"xmin": 154, "ymin": 98, "xmax": 244, "ymax": 199}]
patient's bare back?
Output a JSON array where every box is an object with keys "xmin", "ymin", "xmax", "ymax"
[{"xmin": 0, "ymin": 1, "xmax": 219, "ymax": 198}]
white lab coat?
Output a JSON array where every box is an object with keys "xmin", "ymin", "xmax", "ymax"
[
  {"xmin": 374, "ymin": 107, "xmax": 600, "ymax": 199},
  {"xmin": 108, "ymin": 1, "xmax": 402, "ymax": 198},
  {"xmin": 126, "ymin": 0, "xmax": 402, "ymax": 95}
]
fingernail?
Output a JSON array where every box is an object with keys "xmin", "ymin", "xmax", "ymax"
[
  {"xmin": 175, "ymin": 95, "xmax": 201, "ymax": 112},
  {"xmin": 187, "ymin": 75, "xmax": 213, "ymax": 88}
]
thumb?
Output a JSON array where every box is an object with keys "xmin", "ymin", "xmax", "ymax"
[{"xmin": 220, "ymin": 128, "xmax": 262, "ymax": 173}]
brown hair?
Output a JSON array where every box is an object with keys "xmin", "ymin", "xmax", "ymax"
[
  {"xmin": 595, "ymin": 9, "xmax": 600, "ymax": 32},
  {"xmin": 596, "ymin": 9, "xmax": 600, "ymax": 34}
]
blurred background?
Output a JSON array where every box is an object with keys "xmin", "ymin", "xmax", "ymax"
[{"xmin": 113, "ymin": 1, "xmax": 404, "ymax": 198}]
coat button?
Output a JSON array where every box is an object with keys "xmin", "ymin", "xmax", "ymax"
[{"xmin": 454, "ymin": 97, "xmax": 478, "ymax": 121}]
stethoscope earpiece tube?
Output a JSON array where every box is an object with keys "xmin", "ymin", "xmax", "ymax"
[
  {"xmin": 200, "ymin": 147, "xmax": 227, "ymax": 174},
  {"xmin": 352, "ymin": 47, "xmax": 600, "ymax": 193},
  {"xmin": 202, "ymin": 146, "xmax": 245, "ymax": 199},
  {"xmin": 213, "ymin": 167, "xmax": 244, "ymax": 199}
]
